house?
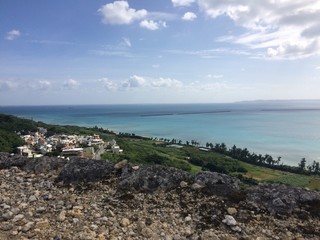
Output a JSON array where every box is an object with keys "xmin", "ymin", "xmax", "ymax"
[
  {"xmin": 62, "ymin": 148, "xmax": 84, "ymax": 157},
  {"xmin": 111, "ymin": 145, "xmax": 123, "ymax": 155},
  {"xmin": 89, "ymin": 134, "xmax": 104, "ymax": 146},
  {"xmin": 39, "ymin": 144, "xmax": 53, "ymax": 155},
  {"xmin": 16, "ymin": 146, "xmax": 33, "ymax": 158}
]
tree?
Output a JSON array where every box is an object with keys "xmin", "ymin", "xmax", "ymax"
[
  {"xmin": 265, "ymin": 154, "xmax": 274, "ymax": 165},
  {"xmin": 276, "ymin": 156, "xmax": 282, "ymax": 165},
  {"xmin": 298, "ymin": 158, "xmax": 306, "ymax": 171}
]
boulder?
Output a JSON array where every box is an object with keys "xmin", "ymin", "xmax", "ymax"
[
  {"xmin": 0, "ymin": 153, "xmax": 67, "ymax": 173},
  {"xmin": 0, "ymin": 153, "xmax": 28, "ymax": 169},
  {"xmin": 246, "ymin": 184, "xmax": 320, "ymax": 215},
  {"xmin": 194, "ymin": 171, "xmax": 240, "ymax": 196},
  {"xmin": 118, "ymin": 165, "xmax": 192, "ymax": 192},
  {"xmin": 23, "ymin": 156, "xmax": 67, "ymax": 173},
  {"xmin": 56, "ymin": 158, "xmax": 114, "ymax": 184}
]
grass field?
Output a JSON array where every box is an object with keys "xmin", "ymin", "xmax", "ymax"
[{"xmin": 101, "ymin": 136, "xmax": 320, "ymax": 190}]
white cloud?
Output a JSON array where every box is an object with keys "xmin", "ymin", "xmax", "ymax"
[
  {"xmin": 148, "ymin": 12, "xmax": 177, "ymax": 21},
  {"xmin": 0, "ymin": 80, "xmax": 18, "ymax": 91},
  {"xmin": 172, "ymin": 0, "xmax": 195, "ymax": 7},
  {"xmin": 182, "ymin": 12, "xmax": 197, "ymax": 21},
  {"xmin": 29, "ymin": 40, "xmax": 74, "ymax": 45},
  {"xmin": 98, "ymin": 78, "xmax": 117, "ymax": 91},
  {"xmin": 140, "ymin": 20, "xmax": 167, "ymax": 30},
  {"xmin": 206, "ymin": 74, "xmax": 224, "ymax": 79},
  {"xmin": 199, "ymin": 82, "xmax": 229, "ymax": 91},
  {"xmin": 315, "ymin": 66, "xmax": 320, "ymax": 70},
  {"xmin": 122, "ymin": 75, "xmax": 147, "ymax": 88},
  {"xmin": 167, "ymin": 48, "xmax": 251, "ymax": 58},
  {"xmin": 98, "ymin": 1, "xmax": 147, "ymax": 25},
  {"xmin": 5, "ymin": 29, "xmax": 21, "ymax": 40},
  {"xmin": 198, "ymin": 0, "xmax": 320, "ymax": 59},
  {"xmin": 26, "ymin": 80, "xmax": 52, "ymax": 91},
  {"xmin": 38, "ymin": 80, "xmax": 52, "ymax": 90},
  {"xmin": 91, "ymin": 38, "xmax": 134, "ymax": 58},
  {"xmin": 151, "ymin": 78, "xmax": 183, "ymax": 88},
  {"xmin": 121, "ymin": 37, "xmax": 131, "ymax": 47},
  {"xmin": 63, "ymin": 79, "xmax": 79, "ymax": 89}
]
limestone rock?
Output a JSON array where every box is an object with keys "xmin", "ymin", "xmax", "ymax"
[
  {"xmin": 246, "ymin": 183, "xmax": 320, "ymax": 215},
  {"xmin": 118, "ymin": 165, "xmax": 192, "ymax": 192},
  {"xmin": 56, "ymin": 158, "xmax": 114, "ymax": 184},
  {"xmin": 120, "ymin": 217, "xmax": 130, "ymax": 227},
  {"xmin": 194, "ymin": 171, "xmax": 240, "ymax": 196},
  {"xmin": 12, "ymin": 214, "xmax": 24, "ymax": 222},
  {"xmin": 223, "ymin": 215, "xmax": 237, "ymax": 226},
  {"xmin": 227, "ymin": 207, "xmax": 238, "ymax": 215},
  {"xmin": 114, "ymin": 160, "xmax": 128, "ymax": 170},
  {"xmin": 57, "ymin": 210, "xmax": 66, "ymax": 222}
]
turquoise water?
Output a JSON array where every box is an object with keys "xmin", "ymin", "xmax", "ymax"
[{"xmin": 1, "ymin": 100, "xmax": 320, "ymax": 166}]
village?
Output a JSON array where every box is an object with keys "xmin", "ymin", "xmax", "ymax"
[{"xmin": 15, "ymin": 127, "xmax": 123, "ymax": 159}]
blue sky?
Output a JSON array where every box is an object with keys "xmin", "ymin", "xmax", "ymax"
[{"xmin": 1, "ymin": 0, "xmax": 320, "ymax": 105}]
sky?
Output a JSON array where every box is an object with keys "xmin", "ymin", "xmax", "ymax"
[{"xmin": 1, "ymin": 0, "xmax": 320, "ymax": 105}]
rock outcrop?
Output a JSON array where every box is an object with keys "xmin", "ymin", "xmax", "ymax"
[
  {"xmin": 119, "ymin": 165, "xmax": 192, "ymax": 192},
  {"xmin": 0, "ymin": 153, "xmax": 319, "ymax": 240},
  {"xmin": 0, "ymin": 153, "xmax": 67, "ymax": 173},
  {"xmin": 56, "ymin": 158, "xmax": 114, "ymax": 184},
  {"xmin": 246, "ymin": 183, "xmax": 320, "ymax": 215},
  {"xmin": 194, "ymin": 171, "xmax": 240, "ymax": 196}
]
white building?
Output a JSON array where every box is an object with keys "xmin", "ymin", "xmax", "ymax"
[{"xmin": 111, "ymin": 145, "xmax": 123, "ymax": 155}]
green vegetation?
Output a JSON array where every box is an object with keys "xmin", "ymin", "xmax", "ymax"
[
  {"xmin": 0, "ymin": 129, "xmax": 25, "ymax": 153},
  {"xmin": 0, "ymin": 113, "xmax": 319, "ymax": 190},
  {"xmin": 102, "ymin": 138, "xmax": 193, "ymax": 171},
  {"xmin": 102, "ymin": 135, "xmax": 320, "ymax": 190},
  {"xmin": 0, "ymin": 113, "xmax": 112, "ymax": 138}
]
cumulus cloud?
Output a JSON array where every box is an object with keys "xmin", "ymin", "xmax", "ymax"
[
  {"xmin": 97, "ymin": 75, "xmax": 185, "ymax": 91},
  {"xmin": 197, "ymin": 0, "xmax": 320, "ymax": 59},
  {"xmin": 0, "ymin": 80, "xmax": 18, "ymax": 91},
  {"xmin": 172, "ymin": 0, "xmax": 195, "ymax": 7},
  {"xmin": 98, "ymin": 1, "xmax": 147, "ymax": 25},
  {"xmin": 63, "ymin": 79, "xmax": 79, "ymax": 89},
  {"xmin": 26, "ymin": 80, "xmax": 53, "ymax": 91},
  {"xmin": 98, "ymin": 78, "xmax": 118, "ymax": 91},
  {"xmin": 5, "ymin": 29, "xmax": 21, "ymax": 40},
  {"xmin": 182, "ymin": 12, "xmax": 197, "ymax": 21},
  {"xmin": 37, "ymin": 80, "xmax": 52, "ymax": 90},
  {"xmin": 140, "ymin": 20, "xmax": 167, "ymax": 30},
  {"xmin": 151, "ymin": 78, "xmax": 183, "ymax": 88},
  {"xmin": 122, "ymin": 75, "xmax": 147, "ymax": 89}
]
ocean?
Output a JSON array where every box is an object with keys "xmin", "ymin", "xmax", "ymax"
[{"xmin": 1, "ymin": 100, "xmax": 320, "ymax": 166}]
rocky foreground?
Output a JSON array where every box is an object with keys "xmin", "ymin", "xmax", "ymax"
[{"xmin": 0, "ymin": 153, "xmax": 319, "ymax": 240}]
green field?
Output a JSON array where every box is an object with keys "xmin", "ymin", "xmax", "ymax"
[{"xmin": 102, "ymin": 136, "xmax": 320, "ymax": 190}]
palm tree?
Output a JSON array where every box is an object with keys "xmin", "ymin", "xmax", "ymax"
[{"xmin": 298, "ymin": 158, "xmax": 306, "ymax": 171}]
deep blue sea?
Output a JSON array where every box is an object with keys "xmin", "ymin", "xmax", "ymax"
[{"xmin": 1, "ymin": 100, "xmax": 320, "ymax": 166}]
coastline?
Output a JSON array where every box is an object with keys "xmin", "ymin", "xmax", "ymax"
[{"xmin": 1, "ymin": 101, "xmax": 320, "ymax": 165}]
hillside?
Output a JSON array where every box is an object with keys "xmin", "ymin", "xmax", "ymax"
[{"xmin": 0, "ymin": 153, "xmax": 319, "ymax": 239}]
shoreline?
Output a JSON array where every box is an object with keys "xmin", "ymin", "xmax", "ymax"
[{"xmin": 1, "ymin": 103, "xmax": 320, "ymax": 166}]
